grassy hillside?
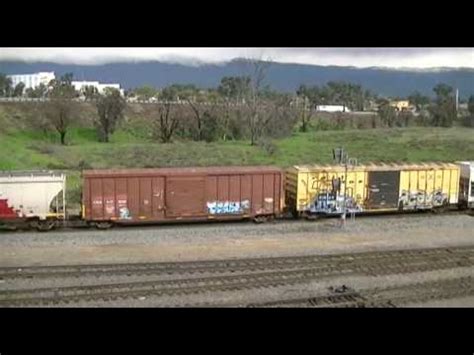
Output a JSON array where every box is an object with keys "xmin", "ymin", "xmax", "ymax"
[
  {"xmin": 2, "ymin": 102, "xmax": 474, "ymax": 208},
  {"xmin": 3, "ymin": 126, "xmax": 474, "ymax": 170}
]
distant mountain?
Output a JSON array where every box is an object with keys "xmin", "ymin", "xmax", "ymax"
[{"xmin": 1, "ymin": 60, "xmax": 473, "ymax": 99}]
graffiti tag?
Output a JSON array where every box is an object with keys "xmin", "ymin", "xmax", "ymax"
[{"xmin": 207, "ymin": 200, "xmax": 250, "ymax": 215}]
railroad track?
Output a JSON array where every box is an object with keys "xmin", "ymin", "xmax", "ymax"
[
  {"xmin": 1, "ymin": 246, "xmax": 473, "ymax": 307},
  {"xmin": 250, "ymin": 277, "xmax": 474, "ymax": 308},
  {"xmin": 1, "ymin": 245, "xmax": 473, "ymax": 281}
]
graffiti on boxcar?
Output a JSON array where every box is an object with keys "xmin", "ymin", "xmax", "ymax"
[
  {"xmin": 399, "ymin": 189, "xmax": 447, "ymax": 208},
  {"xmin": 0, "ymin": 198, "xmax": 19, "ymax": 218},
  {"xmin": 207, "ymin": 200, "xmax": 250, "ymax": 215},
  {"xmin": 105, "ymin": 199, "xmax": 115, "ymax": 215},
  {"xmin": 119, "ymin": 207, "xmax": 131, "ymax": 219},
  {"xmin": 311, "ymin": 193, "xmax": 364, "ymax": 214}
]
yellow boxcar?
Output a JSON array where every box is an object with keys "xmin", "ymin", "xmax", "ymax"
[{"xmin": 286, "ymin": 162, "xmax": 460, "ymax": 217}]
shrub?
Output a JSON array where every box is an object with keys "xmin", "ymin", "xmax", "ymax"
[{"xmin": 258, "ymin": 138, "xmax": 278, "ymax": 156}]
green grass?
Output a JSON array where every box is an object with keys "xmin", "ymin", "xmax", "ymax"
[{"xmin": 3, "ymin": 126, "xmax": 474, "ymax": 170}]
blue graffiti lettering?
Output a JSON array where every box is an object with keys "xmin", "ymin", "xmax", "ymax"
[{"xmin": 207, "ymin": 200, "xmax": 250, "ymax": 215}]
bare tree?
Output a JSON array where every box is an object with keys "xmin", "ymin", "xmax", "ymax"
[
  {"xmin": 295, "ymin": 86, "xmax": 316, "ymax": 132},
  {"xmin": 44, "ymin": 100, "xmax": 76, "ymax": 145},
  {"xmin": 242, "ymin": 58, "xmax": 272, "ymax": 145},
  {"xmin": 186, "ymin": 99, "xmax": 204, "ymax": 141},
  {"xmin": 153, "ymin": 103, "xmax": 179, "ymax": 143},
  {"xmin": 217, "ymin": 76, "xmax": 251, "ymax": 140}
]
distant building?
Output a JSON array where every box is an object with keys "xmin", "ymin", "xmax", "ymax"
[
  {"xmin": 72, "ymin": 81, "xmax": 124, "ymax": 96},
  {"xmin": 389, "ymin": 100, "xmax": 412, "ymax": 111},
  {"xmin": 7, "ymin": 72, "xmax": 55, "ymax": 90},
  {"xmin": 316, "ymin": 105, "xmax": 350, "ymax": 113}
]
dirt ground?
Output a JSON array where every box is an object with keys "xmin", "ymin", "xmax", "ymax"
[{"xmin": 0, "ymin": 214, "xmax": 473, "ymax": 267}]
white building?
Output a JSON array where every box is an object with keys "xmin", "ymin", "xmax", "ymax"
[
  {"xmin": 72, "ymin": 81, "xmax": 124, "ymax": 96},
  {"xmin": 316, "ymin": 105, "xmax": 351, "ymax": 113},
  {"xmin": 7, "ymin": 72, "xmax": 56, "ymax": 90}
]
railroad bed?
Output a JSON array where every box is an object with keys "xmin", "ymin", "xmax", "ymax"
[
  {"xmin": 1, "ymin": 245, "xmax": 473, "ymax": 307},
  {"xmin": 247, "ymin": 277, "xmax": 474, "ymax": 308}
]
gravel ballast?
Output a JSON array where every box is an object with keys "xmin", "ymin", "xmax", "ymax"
[{"xmin": 1, "ymin": 214, "xmax": 473, "ymax": 267}]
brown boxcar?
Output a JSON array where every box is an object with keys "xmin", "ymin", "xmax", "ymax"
[{"xmin": 82, "ymin": 166, "xmax": 284, "ymax": 226}]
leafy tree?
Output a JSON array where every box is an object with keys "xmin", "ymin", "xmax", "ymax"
[
  {"xmin": 399, "ymin": 110, "xmax": 414, "ymax": 127},
  {"xmin": 430, "ymin": 83, "xmax": 456, "ymax": 127},
  {"xmin": 378, "ymin": 100, "xmax": 397, "ymax": 127},
  {"xmin": 82, "ymin": 85, "xmax": 100, "ymax": 101},
  {"xmin": 95, "ymin": 88, "xmax": 126, "ymax": 142},
  {"xmin": 295, "ymin": 81, "xmax": 373, "ymax": 113},
  {"xmin": 468, "ymin": 95, "xmax": 474, "ymax": 116},
  {"xmin": 25, "ymin": 83, "xmax": 48, "ymax": 98},
  {"xmin": 45, "ymin": 73, "xmax": 78, "ymax": 145},
  {"xmin": 218, "ymin": 76, "xmax": 251, "ymax": 101},
  {"xmin": 0, "ymin": 73, "xmax": 13, "ymax": 97},
  {"xmin": 49, "ymin": 73, "xmax": 77, "ymax": 99},
  {"xmin": 296, "ymin": 85, "xmax": 316, "ymax": 132},
  {"xmin": 12, "ymin": 82, "xmax": 25, "ymax": 97},
  {"xmin": 133, "ymin": 85, "xmax": 158, "ymax": 101},
  {"xmin": 201, "ymin": 111, "xmax": 221, "ymax": 142},
  {"xmin": 408, "ymin": 91, "xmax": 431, "ymax": 111},
  {"xmin": 465, "ymin": 95, "xmax": 474, "ymax": 127}
]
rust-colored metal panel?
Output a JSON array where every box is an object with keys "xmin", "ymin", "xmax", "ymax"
[
  {"xmin": 103, "ymin": 178, "xmax": 116, "ymax": 218},
  {"xmin": 152, "ymin": 177, "xmax": 165, "ymax": 218},
  {"xmin": 263, "ymin": 174, "xmax": 275, "ymax": 214},
  {"xmin": 90, "ymin": 178, "xmax": 104, "ymax": 219},
  {"xmin": 229, "ymin": 176, "xmax": 241, "ymax": 202},
  {"xmin": 252, "ymin": 174, "xmax": 264, "ymax": 214},
  {"xmin": 217, "ymin": 175, "xmax": 230, "ymax": 202},
  {"xmin": 82, "ymin": 166, "xmax": 284, "ymax": 223},
  {"xmin": 166, "ymin": 177, "xmax": 206, "ymax": 217},
  {"xmin": 83, "ymin": 178, "xmax": 90, "ymax": 219},
  {"xmin": 273, "ymin": 173, "xmax": 282, "ymax": 214},
  {"xmin": 206, "ymin": 176, "xmax": 218, "ymax": 202},
  {"xmin": 240, "ymin": 175, "xmax": 252, "ymax": 207},
  {"xmin": 115, "ymin": 178, "xmax": 128, "ymax": 219},
  {"xmin": 139, "ymin": 178, "xmax": 152, "ymax": 218},
  {"xmin": 127, "ymin": 178, "xmax": 140, "ymax": 219}
]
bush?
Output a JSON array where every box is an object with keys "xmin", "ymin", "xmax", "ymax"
[
  {"xmin": 76, "ymin": 160, "xmax": 92, "ymax": 170},
  {"xmin": 201, "ymin": 112, "xmax": 220, "ymax": 142},
  {"xmin": 462, "ymin": 115, "xmax": 474, "ymax": 128},
  {"xmin": 28, "ymin": 143, "xmax": 56, "ymax": 155},
  {"xmin": 46, "ymin": 162, "xmax": 68, "ymax": 170},
  {"xmin": 258, "ymin": 138, "xmax": 278, "ymax": 156}
]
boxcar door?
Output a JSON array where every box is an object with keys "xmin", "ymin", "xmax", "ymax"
[
  {"xmin": 367, "ymin": 171, "xmax": 400, "ymax": 209},
  {"xmin": 165, "ymin": 177, "xmax": 206, "ymax": 217}
]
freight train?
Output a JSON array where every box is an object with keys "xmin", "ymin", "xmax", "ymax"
[{"xmin": 1, "ymin": 162, "xmax": 473, "ymax": 231}]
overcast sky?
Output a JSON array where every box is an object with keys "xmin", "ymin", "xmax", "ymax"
[{"xmin": 0, "ymin": 48, "xmax": 472, "ymax": 69}]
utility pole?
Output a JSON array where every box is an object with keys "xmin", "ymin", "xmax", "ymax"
[
  {"xmin": 333, "ymin": 147, "xmax": 357, "ymax": 227},
  {"xmin": 456, "ymin": 88, "xmax": 459, "ymax": 113}
]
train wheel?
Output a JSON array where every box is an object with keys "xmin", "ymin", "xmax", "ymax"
[
  {"xmin": 398, "ymin": 201, "xmax": 404, "ymax": 212},
  {"xmin": 253, "ymin": 216, "xmax": 268, "ymax": 224},
  {"xmin": 433, "ymin": 201, "xmax": 449, "ymax": 214},
  {"xmin": 96, "ymin": 222, "xmax": 113, "ymax": 230},
  {"xmin": 36, "ymin": 220, "xmax": 56, "ymax": 232},
  {"xmin": 305, "ymin": 214, "xmax": 320, "ymax": 221}
]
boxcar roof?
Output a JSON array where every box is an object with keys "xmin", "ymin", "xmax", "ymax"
[
  {"xmin": 83, "ymin": 166, "xmax": 282, "ymax": 178},
  {"xmin": 0, "ymin": 170, "xmax": 65, "ymax": 178},
  {"xmin": 291, "ymin": 162, "xmax": 459, "ymax": 172}
]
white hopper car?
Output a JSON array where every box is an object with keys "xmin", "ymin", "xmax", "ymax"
[{"xmin": 0, "ymin": 171, "xmax": 66, "ymax": 231}]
